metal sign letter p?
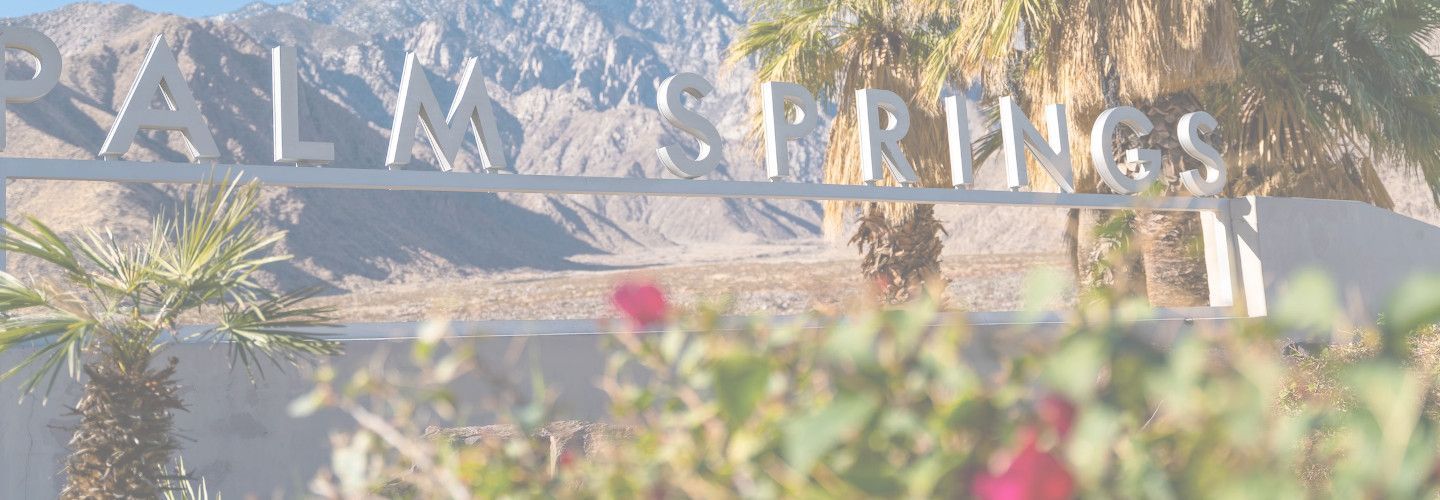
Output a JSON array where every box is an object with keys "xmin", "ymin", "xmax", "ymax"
[{"xmin": 0, "ymin": 27, "xmax": 61, "ymax": 151}]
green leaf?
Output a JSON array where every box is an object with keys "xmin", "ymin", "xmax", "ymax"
[
  {"xmin": 1384, "ymin": 274, "xmax": 1440, "ymax": 337},
  {"xmin": 287, "ymin": 387, "xmax": 326, "ymax": 417},
  {"xmin": 1022, "ymin": 267, "xmax": 1069, "ymax": 313},
  {"xmin": 823, "ymin": 315, "xmax": 878, "ymax": 363},
  {"xmin": 1273, "ymin": 269, "xmax": 1340, "ymax": 333},
  {"xmin": 1044, "ymin": 336, "xmax": 1107, "ymax": 399},
  {"xmin": 712, "ymin": 354, "xmax": 770, "ymax": 425},
  {"xmin": 781, "ymin": 393, "xmax": 879, "ymax": 473}
]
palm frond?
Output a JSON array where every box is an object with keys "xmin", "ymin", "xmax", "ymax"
[
  {"xmin": 213, "ymin": 287, "xmax": 341, "ymax": 377},
  {"xmin": 0, "ymin": 272, "xmax": 51, "ymax": 311},
  {"xmin": 72, "ymin": 228, "xmax": 156, "ymax": 298},
  {"xmin": 161, "ymin": 456, "xmax": 220, "ymax": 500},
  {"xmin": 0, "ymin": 314, "xmax": 93, "ymax": 395},
  {"xmin": 1, "ymin": 174, "xmax": 341, "ymax": 397},
  {"xmin": 1, "ymin": 218, "xmax": 88, "ymax": 281},
  {"xmin": 151, "ymin": 178, "xmax": 289, "ymax": 312},
  {"xmin": 1210, "ymin": 0, "xmax": 1440, "ymax": 205},
  {"xmin": 731, "ymin": 0, "xmax": 955, "ymax": 236}
]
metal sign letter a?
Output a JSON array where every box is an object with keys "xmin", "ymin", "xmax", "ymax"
[{"xmin": 99, "ymin": 35, "xmax": 221, "ymax": 163}]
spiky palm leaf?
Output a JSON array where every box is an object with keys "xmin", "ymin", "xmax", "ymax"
[
  {"xmin": 0, "ymin": 177, "xmax": 339, "ymax": 393},
  {"xmin": 0, "ymin": 175, "xmax": 340, "ymax": 495},
  {"xmin": 162, "ymin": 456, "xmax": 221, "ymax": 500}
]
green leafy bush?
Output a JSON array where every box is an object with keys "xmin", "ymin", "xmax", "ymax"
[{"xmin": 299, "ymin": 276, "xmax": 1440, "ymax": 499}]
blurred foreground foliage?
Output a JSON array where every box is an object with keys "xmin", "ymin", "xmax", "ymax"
[{"xmin": 297, "ymin": 274, "xmax": 1440, "ymax": 499}]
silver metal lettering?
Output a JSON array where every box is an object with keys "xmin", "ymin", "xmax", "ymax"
[
  {"xmin": 1000, "ymin": 96, "xmax": 1073, "ymax": 192},
  {"xmin": 945, "ymin": 95, "xmax": 974, "ymax": 188},
  {"xmin": 760, "ymin": 82, "xmax": 817, "ymax": 181},
  {"xmin": 856, "ymin": 89, "xmax": 918, "ymax": 186},
  {"xmin": 272, "ymin": 47, "xmax": 334, "ymax": 166},
  {"xmin": 0, "ymin": 27, "xmax": 61, "ymax": 152},
  {"xmin": 1178, "ymin": 111, "xmax": 1226, "ymax": 196},
  {"xmin": 656, "ymin": 72, "xmax": 723, "ymax": 179},
  {"xmin": 386, "ymin": 54, "xmax": 509, "ymax": 173},
  {"xmin": 1090, "ymin": 106, "xmax": 1162, "ymax": 194},
  {"xmin": 99, "ymin": 35, "xmax": 220, "ymax": 163}
]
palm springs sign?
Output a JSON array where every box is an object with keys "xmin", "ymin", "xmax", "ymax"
[{"xmin": 0, "ymin": 27, "xmax": 1226, "ymax": 198}]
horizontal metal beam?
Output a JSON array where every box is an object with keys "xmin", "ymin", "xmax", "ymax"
[
  {"xmin": 0, "ymin": 157, "xmax": 1250, "ymax": 325},
  {"xmin": 0, "ymin": 158, "xmax": 1228, "ymax": 211}
]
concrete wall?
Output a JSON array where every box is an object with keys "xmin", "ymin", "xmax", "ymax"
[
  {"xmin": 0, "ymin": 333, "xmax": 615, "ymax": 498},
  {"xmin": 1232, "ymin": 196, "xmax": 1440, "ymax": 322}
]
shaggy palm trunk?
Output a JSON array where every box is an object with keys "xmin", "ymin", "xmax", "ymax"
[
  {"xmin": 1067, "ymin": 9, "xmax": 1147, "ymax": 298},
  {"xmin": 62, "ymin": 354, "xmax": 183, "ymax": 499},
  {"xmin": 1071, "ymin": 13, "xmax": 1209, "ymax": 306},
  {"xmin": 1135, "ymin": 212, "xmax": 1207, "ymax": 305},
  {"xmin": 1131, "ymin": 93, "xmax": 1211, "ymax": 306},
  {"xmin": 852, "ymin": 203, "xmax": 945, "ymax": 304}
]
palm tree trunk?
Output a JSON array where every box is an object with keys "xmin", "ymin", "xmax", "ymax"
[
  {"xmin": 852, "ymin": 203, "xmax": 946, "ymax": 304},
  {"xmin": 62, "ymin": 355, "xmax": 184, "ymax": 499},
  {"xmin": 1131, "ymin": 93, "xmax": 1211, "ymax": 306},
  {"xmin": 1067, "ymin": 0, "xmax": 1147, "ymax": 299},
  {"xmin": 1135, "ymin": 212, "xmax": 1208, "ymax": 306}
]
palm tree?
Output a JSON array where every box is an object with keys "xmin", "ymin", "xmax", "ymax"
[
  {"xmin": 919, "ymin": 0, "xmax": 1440, "ymax": 305},
  {"xmin": 729, "ymin": 0, "xmax": 952, "ymax": 303},
  {"xmin": 916, "ymin": 0, "xmax": 1241, "ymax": 305},
  {"xmin": 0, "ymin": 177, "xmax": 340, "ymax": 498},
  {"xmin": 1209, "ymin": 0, "xmax": 1440, "ymax": 207}
]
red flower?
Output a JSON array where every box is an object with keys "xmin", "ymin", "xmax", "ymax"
[
  {"xmin": 611, "ymin": 281, "xmax": 668, "ymax": 327},
  {"xmin": 557, "ymin": 448, "xmax": 578, "ymax": 470},
  {"xmin": 973, "ymin": 432, "xmax": 1075, "ymax": 500},
  {"xmin": 872, "ymin": 273, "xmax": 894, "ymax": 292},
  {"xmin": 1038, "ymin": 395, "xmax": 1077, "ymax": 440}
]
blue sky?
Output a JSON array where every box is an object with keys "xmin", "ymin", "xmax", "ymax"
[{"xmin": 3, "ymin": 0, "xmax": 278, "ymax": 18}]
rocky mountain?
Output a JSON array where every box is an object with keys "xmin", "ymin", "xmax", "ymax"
[{"xmin": 0, "ymin": 0, "xmax": 836, "ymax": 290}]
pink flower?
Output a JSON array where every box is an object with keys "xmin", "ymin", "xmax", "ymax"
[
  {"xmin": 611, "ymin": 281, "xmax": 668, "ymax": 327},
  {"xmin": 1038, "ymin": 395, "xmax": 1077, "ymax": 440},
  {"xmin": 557, "ymin": 448, "xmax": 578, "ymax": 470},
  {"xmin": 973, "ymin": 431, "xmax": 1076, "ymax": 500}
]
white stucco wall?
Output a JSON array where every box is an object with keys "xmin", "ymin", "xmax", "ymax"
[
  {"xmin": 0, "ymin": 332, "xmax": 615, "ymax": 498},
  {"xmin": 1233, "ymin": 196, "xmax": 1440, "ymax": 323}
]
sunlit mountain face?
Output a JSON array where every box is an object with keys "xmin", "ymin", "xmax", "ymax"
[{"xmin": 0, "ymin": 0, "xmax": 829, "ymax": 290}]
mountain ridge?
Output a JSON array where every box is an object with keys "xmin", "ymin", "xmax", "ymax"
[{"xmin": 0, "ymin": 0, "xmax": 828, "ymax": 291}]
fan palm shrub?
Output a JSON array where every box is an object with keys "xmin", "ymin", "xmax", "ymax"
[
  {"xmin": 0, "ymin": 177, "xmax": 340, "ymax": 498},
  {"xmin": 729, "ymin": 0, "xmax": 952, "ymax": 303},
  {"xmin": 730, "ymin": 0, "xmax": 1240, "ymax": 304}
]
